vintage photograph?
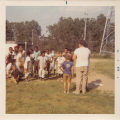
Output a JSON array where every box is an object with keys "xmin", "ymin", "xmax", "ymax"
[{"xmin": 6, "ymin": 6, "xmax": 115, "ymax": 114}]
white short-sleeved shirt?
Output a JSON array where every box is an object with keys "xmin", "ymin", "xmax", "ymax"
[
  {"xmin": 57, "ymin": 57, "xmax": 65, "ymax": 67},
  {"xmin": 38, "ymin": 56, "xmax": 47, "ymax": 69},
  {"xmin": 33, "ymin": 51, "xmax": 40, "ymax": 61},
  {"xmin": 24, "ymin": 56, "xmax": 30, "ymax": 69},
  {"xmin": 74, "ymin": 47, "xmax": 91, "ymax": 67},
  {"xmin": 45, "ymin": 53, "xmax": 51, "ymax": 61}
]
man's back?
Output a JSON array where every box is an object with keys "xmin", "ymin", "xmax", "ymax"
[{"xmin": 74, "ymin": 47, "xmax": 91, "ymax": 67}]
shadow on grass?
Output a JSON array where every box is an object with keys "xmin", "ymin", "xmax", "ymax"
[
  {"xmin": 87, "ymin": 79, "xmax": 102, "ymax": 91},
  {"xmin": 70, "ymin": 79, "xmax": 102, "ymax": 93}
]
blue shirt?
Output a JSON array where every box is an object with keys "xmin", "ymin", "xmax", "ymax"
[{"xmin": 62, "ymin": 61, "xmax": 73, "ymax": 75}]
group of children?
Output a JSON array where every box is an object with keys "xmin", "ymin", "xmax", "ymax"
[{"xmin": 6, "ymin": 45, "xmax": 74, "ymax": 94}]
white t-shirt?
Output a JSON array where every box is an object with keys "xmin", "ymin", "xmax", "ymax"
[
  {"xmin": 74, "ymin": 47, "xmax": 91, "ymax": 67},
  {"xmin": 45, "ymin": 53, "xmax": 51, "ymax": 61},
  {"xmin": 24, "ymin": 56, "xmax": 30, "ymax": 69},
  {"xmin": 33, "ymin": 51, "xmax": 40, "ymax": 61},
  {"xmin": 38, "ymin": 56, "xmax": 47, "ymax": 69},
  {"xmin": 57, "ymin": 57, "xmax": 65, "ymax": 67},
  {"xmin": 16, "ymin": 53, "xmax": 22, "ymax": 63}
]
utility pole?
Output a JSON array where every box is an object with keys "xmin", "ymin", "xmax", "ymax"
[
  {"xmin": 32, "ymin": 29, "xmax": 34, "ymax": 48},
  {"xmin": 99, "ymin": 9, "xmax": 110, "ymax": 55},
  {"xmin": 83, "ymin": 11, "xmax": 88, "ymax": 41},
  {"xmin": 12, "ymin": 24, "xmax": 17, "ymax": 43},
  {"xmin": 25, "ymin": 41, "xmax": 27, "ymax": 58}
]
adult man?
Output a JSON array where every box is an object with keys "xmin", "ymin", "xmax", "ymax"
[
  {"xmin": 73, "ymin": 40, "xmax": 91, "ymax": 94},
  {"xmin": 62, "ymin": 48, "xmax": 68, "ymax": 57}
]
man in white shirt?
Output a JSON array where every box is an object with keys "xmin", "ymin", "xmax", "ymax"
[{"xmin": 73, "ymin": 40, "xmax": 91, "ymax": 94}]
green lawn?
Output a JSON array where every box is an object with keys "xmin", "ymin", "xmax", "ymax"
[
  {"xmin": 6, "ymin": 58, "xmax": 114, "ymax": 114},
  {"xmin": 90, "ymin": 58, "xmax": 114, "ymax": 79}
]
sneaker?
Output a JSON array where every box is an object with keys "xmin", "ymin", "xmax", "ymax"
[
  {"xmin": 73, "ymin": 91, "xmax": 80, "ymax": 95},
  {"xmin": 67, "ymin": 91, "xmax": 70, "ymax": 94},
  {"xmin": 64, "ymin": 91, "xmax": 67, "ymax": 94}
]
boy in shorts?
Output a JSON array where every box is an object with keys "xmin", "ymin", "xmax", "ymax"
[{"xmin": 61, "ymin": 55, "xmax": 74, "ymax": 94}]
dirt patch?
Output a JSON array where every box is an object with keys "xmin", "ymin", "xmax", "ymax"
[{"xmin": 72, "ymin": 71, "xmax": 114, "ymax": 93}]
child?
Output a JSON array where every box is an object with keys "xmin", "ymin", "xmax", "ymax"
[
  {"xmin": 38, "ymin": 51, "xmax": 47, "ymax": 80},
  {"xmin": 50, "ymin": 49, "xmax": 56, "ymax": 75},
  {"xmin": 11, "ymin": 64, "xmax": 22, "ymax": 84},
  {"xmin": 61, "ymin": 55, "xmax": 74, "ymax": 94},
  {"xmin": 56, "ymin": 52, "xmax": 65, "ymax": 80},
  {"xmin": 6, "ymin": 47, "xmax": 14, "ymax": 78},
  {"xmin": 45, "ymin": 49, "xmax": 51, "ymax": 78},
  {"xmin": 24, "ymin": 51, "xmax": 31, "ymax": 82},
  {"xmin": 16, "ymin": 46, "xmax": 25, "ymax": 73}
]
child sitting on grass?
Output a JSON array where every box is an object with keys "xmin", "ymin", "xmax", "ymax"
[{"xmin": 61, "ymin": 55, "xmax": 74, "ymax": 94}]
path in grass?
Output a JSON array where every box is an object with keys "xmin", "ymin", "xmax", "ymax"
[{"xmin": 89, "ymin": 58, "xmax": 114, "ymax": 92}]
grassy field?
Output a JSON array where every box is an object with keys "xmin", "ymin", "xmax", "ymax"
[
  {"xmin": 90, "ymin": 58, "xmax": 114, "ymax": 79},
  {"xmin": 6, "ymin": 58, "xmax": 114, "ymax": 114}
]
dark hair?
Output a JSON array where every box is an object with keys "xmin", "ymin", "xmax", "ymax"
[
  {"xmin": 34, "ymin": 46, "xmax": 38, "ymax": 49},
  {"xmin": 66, "ymin": 54, "xmax": 71, "ymax": 60},
  {"xmin": 41, "ymin": 51, "xmax": 45, "ymax": 55},
  {"xmin": 26, "ymin": 51, "xmax": 30, "ymax": 56},
  {"xmin": 46, "ymin": 49, "xmax": 49, "ymax": 52},
  {"xmin": 9, "ymin": 47, "xmax": 13, "ymax": 50},
  {"xmin": 79, "ymin": 40, "xmax": 87, "ymax": 47},
  {"xmin": 65, "ymin": 48, "xmax": 68, "ymax": 50},
  {"xmin": 59, "ymin": 51, "xmax": 62, "ymax": 54},
  {"xmin": 29, "ymin": 48, "xmax": 33, "ymax": 51}
]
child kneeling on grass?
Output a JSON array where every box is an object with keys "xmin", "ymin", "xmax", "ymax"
[{"xmin": 61, "ymin": 55, "xmax": 74, "ymax": 94}]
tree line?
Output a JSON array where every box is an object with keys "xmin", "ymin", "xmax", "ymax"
[{"xmin": 6, "ymin": 14, "xmax": 115, "ymax": 53}]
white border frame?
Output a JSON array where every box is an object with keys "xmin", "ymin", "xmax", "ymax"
[{"xmin": 0, "ymin": 0, "xmax": 120, "ymax": 120}]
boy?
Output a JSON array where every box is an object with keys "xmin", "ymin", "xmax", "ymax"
[
  {"xmin": 56, "ymin": 52, "xmax": 65, "ymax": 80},
  {"xmin": 16, "ymin": 46, "xmax": 25, "ymax": 73},
  {"xmin": 33, "ymin": 46, "xmax": 40, "ymax": 77},
  {"xmin": 24, "ymin": 51, "xmax": 31, "ymax": 82},
  {"xmin": 6, "ymin": 47, "xmax": 14, "ymax": 78},
  {"xmin": 45, "ymin": 49, "xmax": 51, "ymax": 78},
  {"xmin": 50, "ymin": 49, "xmax": 56, "ymax": 75},
  {"xmin": 11, "ymin": 63, "xmax": 22, "ymax": 84},
  {"xmin": 61, "ymin": 55, "xmax": 74, "ymax": 94},
  {"xmin": 38, "ymin": 51, "xmax": 47, "ymax": 80}
]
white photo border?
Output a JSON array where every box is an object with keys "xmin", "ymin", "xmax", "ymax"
[{"xmin": 0, "ymin": 0, "xmax": 120, "ymax": 120}]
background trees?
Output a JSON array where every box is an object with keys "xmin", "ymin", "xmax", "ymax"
[
  {"xmin": 6, "ymin": 20, "xmax": 41, "ymax": 43},
  {"xmin": 6, "ymin": 14, "xmax": 115, "ymax": 53}
]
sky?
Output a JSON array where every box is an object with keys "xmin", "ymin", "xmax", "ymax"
[{"xmin": 6, "ymin": 6, "xmax": 114, "ymax": 36}]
